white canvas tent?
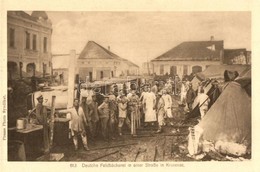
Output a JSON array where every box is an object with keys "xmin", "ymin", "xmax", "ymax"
[
  {"xmin": 191, "ymin": 65, "xmax": 250, "ymax": 110},
  {"xmin": 197, "ymin": 80, "xmax": 251, "ymax": 145}
]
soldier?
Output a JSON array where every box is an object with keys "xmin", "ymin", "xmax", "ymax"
[
  {"xmin": 162, "ymin": 89, "xmax": 174, "ymax": 126},
  {"xmin": 35, "ymin": 95, "xmax": 50, "ymax": 154},
  {"xmin": 87, "ymin": 94, "xmax": 99, "ymax": 139},
  {"xmin": 108, "ymin": 92, "xmax": 118, "ymax": 140},
  {"xmin": 127, "ymin": 90, "xmax": 140, "ymax": 134},
  {"xmin": 58, "ymin": 99, "xmax": 89, "ymax": 151},
  {"xmin": 156, "ymin": 92, "xmax": 165, "ymax": 133},
  {"xmin": 118, "ymin": 95, "xmax": 130, "ymax": 135},
  {"xmin": 143, "ymin": 87, "xmax": 157, "ymax": 126},
  {"xmin": 98, "ymin": 96, "xmax": 110, "ymax": 141},
  {"xmin": 186, "ymin": 83, "xmax": 196, "ymax": 112}
]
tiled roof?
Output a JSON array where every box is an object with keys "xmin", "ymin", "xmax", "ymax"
[
  {"xmin": 78, "ymin": 41, "xmax": 138, "ymax": 67},
  {"xmin": 151, "ymin": 40, "xmax": 224, "ymax": 61}
]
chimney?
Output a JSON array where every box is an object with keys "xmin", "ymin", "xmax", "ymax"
[
  {"xmin": 108, "ymin": 46, "xmax": 110, "ymax": 51},
  {"xmin": 210, "ymin": 36, "xmax": 214, "ymax": 41}
]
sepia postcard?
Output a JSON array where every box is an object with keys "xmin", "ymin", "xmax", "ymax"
[{"xmin": 1, "ymin": 0, "xmax": 260, "ymax": 172}]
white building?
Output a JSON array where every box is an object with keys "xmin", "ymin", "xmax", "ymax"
[
  {"xmin": 77, "ymin": 41, "xmax": 139, "ymax": 81},
  {"xmin": 7, "ymin": 11, "xmax": 52, "ymax": 79},
  {"xmin": 151, "ymin": 37, "xmax": 224, "ymax": 78}
]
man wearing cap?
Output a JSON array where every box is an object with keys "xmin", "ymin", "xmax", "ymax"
[
  {"xmin": 186, "ymin": 83, "xmax": 196, "ymax": 112},
  {"xmin": 108, "ymin": 92, "xmax": 118, "ymax": 140},
  {"xmin": 156, "ymin": 92, "xmax": 165, "ymax": 133},
  {"xmin": 208, "ymin": 80, "xmax": 221, "ymax": 108},
  {"xmin": 35, "ymin": 95, "xmax": 50, "ymax": 153},
  {"xmin": 127, "ymin": 90, "xmax": 140, "ymax": 129},
  {"xmin": 87, "ymin": 94, "xmax": 99, "ymax": 139},
  {"xmin": 151, "ymin": 81, "xmax": 159, "ymax": 95},
  {"xmin": 98, "ymin": 96, "xmax": 110, "ymax": 141},
  {"xmin": 143, "ymin": 87, "xmax": 157, "ymax": 126},
  {"xmin": 140, "ymin": 85, "xmax": 148, "ymax": 117},
  {"xmin": 80, "ymin": 96, "xmax": 91, "ymax": 140},
  {"xmin": 80, "ymin": 84, "xmax": 94, "ymax": 103},
  {"xmin": 165, "ymin": 80, "xmax": 173, "ymax": 95},
  {"xmin": 118, "ymin": 95, "xmax": 130, "ymax": 135},
  {"xmin": 180, "ymin": 81, "xmax": 187, "ymax": 106},
  {"xmin": 162, "ymin": 89, "xmax": 174, "ymax": 126},
  {"xmin": 58, "ymin": 99, "xmax": 89, "ymax": 151}
]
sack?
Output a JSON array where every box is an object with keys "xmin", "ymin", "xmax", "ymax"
[
  {"xmin": 187, "ymin": 125, "xmax": 204, "ymax": 156},
  {"xmin": 214, "ymin": 141, "xmax": 247, "ymax": 156}
]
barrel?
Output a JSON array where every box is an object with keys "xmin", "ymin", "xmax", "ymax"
[{"xmin": 8, "ymin": 140, "xmax": 26, "ymax": 161}]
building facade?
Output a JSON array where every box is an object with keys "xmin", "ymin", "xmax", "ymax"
[
  {"xmin": 151, "ymin": 37, "xmax": 224, "ymax": 78},
  {"xmin": 141, "ymin": 62, "xmax": 154, "ymax": 75},
  {"xmin": 77, "ymin": 41, "xmax": 139, "ymax": 81},
  {"xmin": 7, "ymin": 11, "xmax": 52, "ymax": 79}
]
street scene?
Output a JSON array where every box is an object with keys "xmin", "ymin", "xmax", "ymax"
[{"xmin": 7, "ymin": 11, "xmax": 251, "ymax": 162}]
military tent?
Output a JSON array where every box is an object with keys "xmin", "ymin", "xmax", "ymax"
[
  {"xmin": 190, "ymin": 65, "xmax": 250, "ymax": 111},
  {"xmin": 191, "ymin": 64, "xmax": 250, "ymax": 91},
  {"xmin": 197, "ymin": 81, "xmax": 251, "ymax": 145}
]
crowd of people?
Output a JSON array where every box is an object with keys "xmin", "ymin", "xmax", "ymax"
[{"xmin": 33, "ymin": 76, "xmax": 218, "ymax": 152}]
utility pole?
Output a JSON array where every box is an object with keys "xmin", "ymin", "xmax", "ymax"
[
  {"xmin": 146, "ymin": 51, "xmax": 150, "ymax": 75},
  {"xmin": 67, "ymin": 50, "xmax": 76, "ymax": 108}
]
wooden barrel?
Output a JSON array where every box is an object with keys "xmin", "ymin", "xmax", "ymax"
[{"xmin": 8, "ymin": 140, "xmax": 26, "ymax": 161}]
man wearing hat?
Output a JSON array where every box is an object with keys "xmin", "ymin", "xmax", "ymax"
[{"xmin": 35, "ymin": 95, "xmax": 50, "ymax": 154}]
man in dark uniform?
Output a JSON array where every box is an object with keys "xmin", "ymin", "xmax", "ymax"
[
  {"xmin": 87, "ymin": 94, "xmax": 99, "ymax": 139},
  {"xmin": 35, "ymin": 95, "xmax": 50, "ymax": 154},
  {"xmin": 186, "ymin": 83, "xmax": 196, "ymax": 112},
  {"xmin": 98, "ymin": 96, "xmax": 110, "ymax": 141}
]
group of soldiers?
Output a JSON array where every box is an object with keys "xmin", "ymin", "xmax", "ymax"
[{"xmin": 33, "ymin": 77, "xmax": 210, "ymax": 152}]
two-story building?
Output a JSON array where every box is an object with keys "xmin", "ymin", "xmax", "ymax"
[
  {"xmin": 151, "ymin": 37, "xmax": 224, "ymax": 78},
  {"xmin": 7, "ymin": 11, "xmax": 52, "ymax": 79}
]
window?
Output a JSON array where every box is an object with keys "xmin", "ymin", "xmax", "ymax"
[
  {"xmin": 9, "ymin": 28, "xmax": 15, "ymax": 48},
  {"xmin": 183, "ymin": 65, "xmax": 188, "ymax": 75},
  {"xmin": 44, "ymin": 37, "xmax": 47, "ymax": 52},
  {"xmin": 160, "ymin": 65, "xmax": 164, "ymax": 75},
  {"xmin": 170, "ymin": 66, "xmax": 177, "ymax": 76},
  {"xmin": 111, "ymin": 71, "xmax": 114, "ymax": 77},
  {"xmin": 43, "ymin": 63, "xmax": 47, "ymax": 76},
  {"xmin": 89, "ymin": 72, "xmax": 93, "ymax": 82},
  {"xmin": 25, "ymin": 32, "xmax": 30, "ymax": 49},
  {"xmin": 100, "ymin": 71, "xmax": 104, "ymax": 79},
  {"xmin": 33, "ymin": 34, "xmax": 37, "ymax": 50}
]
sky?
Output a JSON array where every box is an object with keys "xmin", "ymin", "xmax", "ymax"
[{"xmin": 30, "ymin": 11, "xmax": 251, "ymax": 66}]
